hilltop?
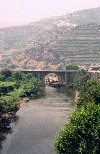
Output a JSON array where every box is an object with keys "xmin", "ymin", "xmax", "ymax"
[{"xmin": 0, "ymin": 7, "xmax": 100, "ymax": 70}]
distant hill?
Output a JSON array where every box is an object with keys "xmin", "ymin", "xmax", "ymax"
[{"xmin": 0, "ymin": 7, "xmax": 100, "ymax": 70}]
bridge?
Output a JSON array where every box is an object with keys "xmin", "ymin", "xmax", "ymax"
[{"xmin": 21, "ymin": 70, "xmax": 79, "ymax": 84}]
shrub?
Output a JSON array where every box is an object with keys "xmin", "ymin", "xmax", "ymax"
[
  {"xmin": 77, "ymin": 79, "xmax": 100, "ymax": 107},
  {"xmin": 55, "ymin": 103, "xmax": 100, "ymax": 154},
  {"xmin": 0, "ymin": 82, "xmax": 16, "ymax": 96},
  {"xmin": 0, "ymin": 99, "xmax": 19, "ymax": 114}
]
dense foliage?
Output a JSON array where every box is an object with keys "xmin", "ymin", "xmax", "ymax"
[
  {"xmin": 66, "ymin": 64, "xmax": 80, "ymax": 70},
  {"xmin": 73, "ymin": 69, "xmax": 91, "ymax": 89},
  {"xmin": 77, "ymin": 79, "xmax": 100, "ymax": 107},
  {"xmin": 55, "ymin": 102, "xmax": 100, "ymax": 154},
  {"xmin": 55, "ymin": 73, "xmax": 100, "ymax": 154},
  {"xmin": 0, "ymin": 82, "xmax": 16, "ymax": 96},
  {"xmin": 67, "ymin": 69, "xmax": 91, "ymax": 89}
]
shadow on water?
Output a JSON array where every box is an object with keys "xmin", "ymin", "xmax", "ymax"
[
  {"xmin": 66, "ymin": 88, "xmax": 76, "ymax": 100},
  {"xmin": 0, "ymin": 115, "xmax": 19, "ymax": 150},
  {"xmin": 51, "ymin": 85, "xmax": 77, "ymax": 101}
]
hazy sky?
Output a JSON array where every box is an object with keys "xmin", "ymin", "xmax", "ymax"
[{"xmin": 0, "ymin": 0, "xmax": 100, "ymax": 27}]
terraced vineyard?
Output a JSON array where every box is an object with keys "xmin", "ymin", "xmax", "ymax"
[
  {"xmin": 0, "ymin": 8, "xmax": 100, "ymax": 69},
  {"xmin": 49, "ymin": 24, "xmax": 100, "ymax": 66}
]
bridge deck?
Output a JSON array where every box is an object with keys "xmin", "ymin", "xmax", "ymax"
[{"xmin": 20, "ymin": 69, "xmax": 79, "ymax": 73}]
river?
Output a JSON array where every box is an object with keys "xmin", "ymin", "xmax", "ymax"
[{"xmin": 0, "ymin": 85, "xmax": 76, "ymax": 154}]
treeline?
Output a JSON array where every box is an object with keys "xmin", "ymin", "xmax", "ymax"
[
  {"xmin": 66, "ymin": 64, "xmax": 92, "ymax": 89},
  {"xmin": 55, "ymin": 70, "xmax": 100, "ymax": 153},
  {"xmin": 0, "ymin": 68, "xmax": 44, "ymax": 129}
]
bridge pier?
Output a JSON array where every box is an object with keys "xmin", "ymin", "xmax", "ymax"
[{"xmin": 65, "ymin": 72, "xmax": 67, "ymax": 87}]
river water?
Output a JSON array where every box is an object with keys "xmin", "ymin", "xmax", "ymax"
[{"xmin": 0, "ymin": 86, "xmax": 76, "ymax": 154}]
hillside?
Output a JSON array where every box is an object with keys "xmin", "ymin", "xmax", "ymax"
[{"xmin": 0, "ymin": 7, "xmax": 100, "ymax": 70}]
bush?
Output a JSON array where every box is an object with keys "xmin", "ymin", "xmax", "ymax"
[
  {"xmin": 0, "ymin": 82, "xmax": 16, "ymax": 96},
  {"xmin": 0, "ymin": 98, "xmax": 19, "ymax": 114},
  {"xmin": 55, "ymin": 103, "xmax": 100, "ymax": 154},
  {"xmin": 77, "ymin": 79, "xmax": 100, "ymax": 107}
]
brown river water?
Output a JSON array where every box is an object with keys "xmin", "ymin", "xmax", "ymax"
[{"xmin": 0, "ymin": 85, "xmax": 76, "ymax": 154}]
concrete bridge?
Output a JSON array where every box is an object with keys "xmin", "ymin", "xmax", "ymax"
[{"xmin": 21, "ymin": 70, "xmax": 79, "ymax": 84}]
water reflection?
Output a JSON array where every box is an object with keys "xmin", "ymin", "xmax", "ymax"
[
  {"xmin": 52, "ymin": 85, "xmax": 76, "ymax": 101},
  {"xmin": 0, "ymin": 115, "xmax": 19, "ymax": 150}
]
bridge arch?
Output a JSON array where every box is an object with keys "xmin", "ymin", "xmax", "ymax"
[
  {"xmin": 20, "ymin": 70, "xmax": 79, "ymax": 85},
  {"xmin": 44, "ymin": 73, "xmax": 61, "ymax": 84}
]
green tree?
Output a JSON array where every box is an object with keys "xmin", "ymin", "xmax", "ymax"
[
  {"xmin": 73, "ymin": 69, "xmax": 91, "ymax": 89},
  {"xmin": 0, "ymin": 68, "xmax": 13, "ymax": 80},
  {"xmin": 77, "ymin": 79, "xmax": 100, "ymax": 107},
  {"xmin": 13, "ymin": 71, "xmax": 22, "ymax": 80},
  {"xmin": 66, "ymin": 64, "xmax": 80, "ymax": 70}
]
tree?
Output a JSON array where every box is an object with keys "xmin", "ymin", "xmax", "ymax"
[
  {"xmin": 66, "ymin": 64, "xmax": 80, "ymax": 70},
  {"xmin": 0, "ymin": 68, "xmax": 13, "ymax": 80},
  {"xmin": 13, "ymin": 71, "xmax": 22, "ymax": 80},
  {"xmin": 77, "ymin": 79, "xmax": 100, "ymax": 107},
  {"xmin": 73, "ymin": 69, "xmax": 91, "ymax": 89}
]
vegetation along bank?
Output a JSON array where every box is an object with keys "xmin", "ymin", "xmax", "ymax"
[
  {"xmin": 0, "ymin": 68, "xmax": 44, "ymax": 131},
  {"xmin": 55, "ymin": 69, "xmax": 100, "ymax": 154}
]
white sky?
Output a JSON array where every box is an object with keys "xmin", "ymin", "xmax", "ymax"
[{"xmin": 0, "ymin": 0, "xmax": 100, "ymax": 27}]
